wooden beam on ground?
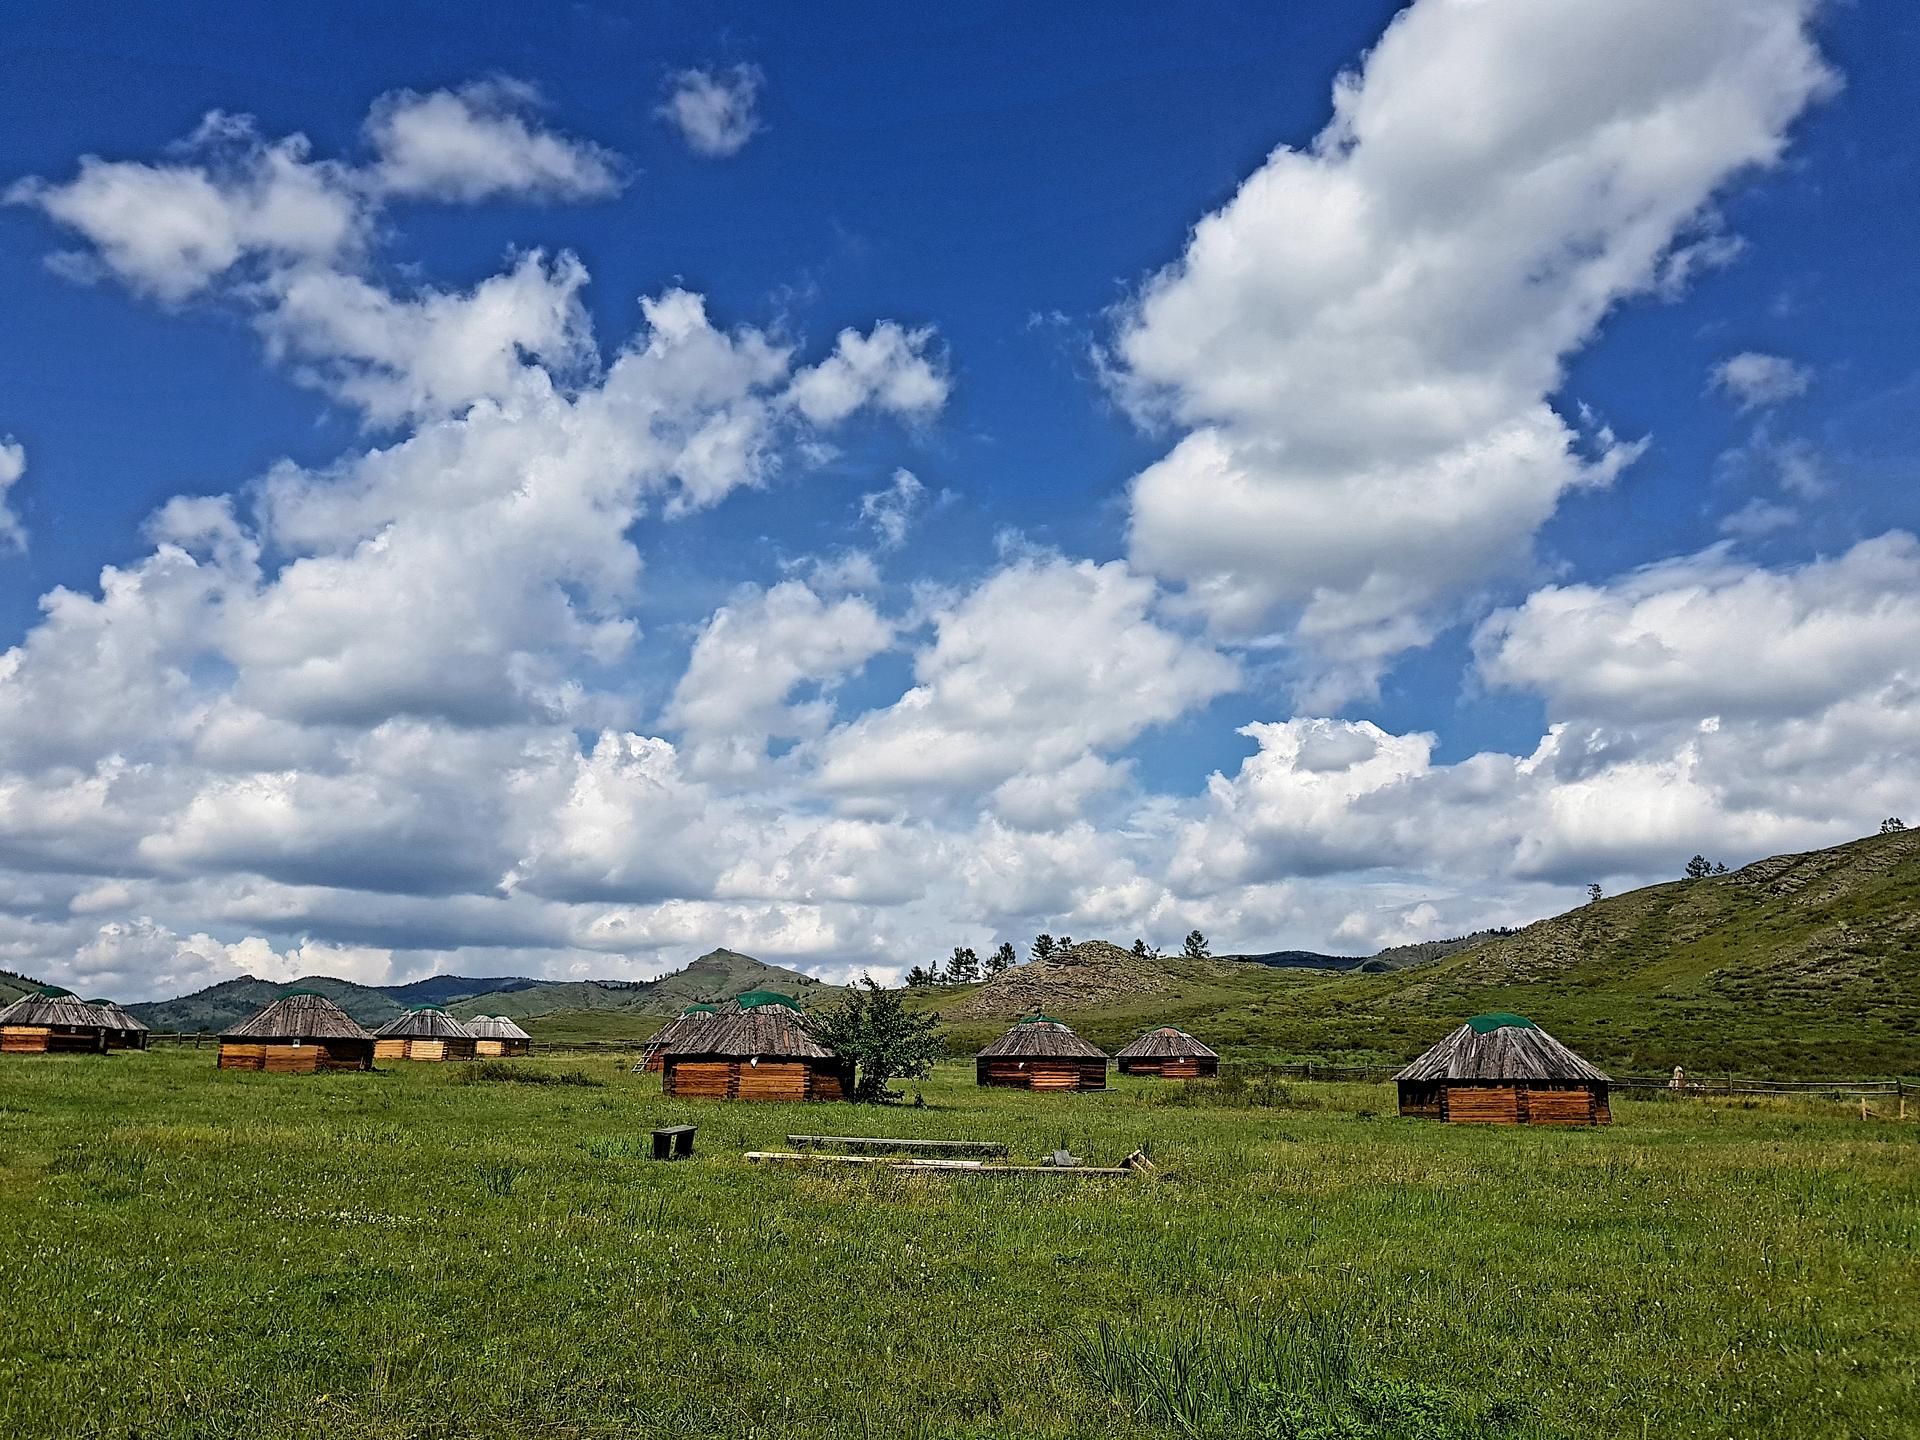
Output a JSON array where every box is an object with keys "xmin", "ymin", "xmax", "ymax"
[
  {"xmin": 785, "ymin": 1134, "xmax": 1010, "ymax": 1157},
  {"xmin": 746, "ymin": 1151, "xmax": 1134, "ymax": 1177}
]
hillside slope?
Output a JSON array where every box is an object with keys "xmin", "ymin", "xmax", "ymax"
[
  {"xmin": 131, "ymin": 975, "xmax": 410, "ymax": 1031},
  {"xmin": 0, "ymin": 969, "xmax": 43, "ymax": 1006},
  {"xmin": 919, "ymin": 831, "xmax": 1920, "ymax": 1074}
]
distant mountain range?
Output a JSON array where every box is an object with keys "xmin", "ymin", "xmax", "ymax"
[{"xmin": 125, "ymin": 948, "xmax": 833, "ymax": 1033}]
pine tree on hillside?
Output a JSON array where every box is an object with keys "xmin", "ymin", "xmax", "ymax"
[
  {"xmin": 1030, "ymin": 933, "xmax": 1056, "ymax": 963},
  {"xmin": 986, "ymin": 942, "xmax": 1017, "ymax": 975},
  {"xmin": 1183, "ymin": 930, "xmax": 1210, "ymax": 960},
  {"xmin": 947, "ymin": 946, "xmax": 980, "ymax": 984}
]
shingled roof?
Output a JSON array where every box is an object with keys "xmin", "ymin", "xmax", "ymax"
[
  {"xmin": 467, "ymin": 1015, "xmax": 532, "ymax": 1041},
  {"xmin": 85, "ymin": 999, "xmax": 150, "ymax": 1034},
  {"xmin": 0, "ymin": 987, "xmax": 110, "ymax": 1029},
  {"xmin": 1394, "ymin": 1014, "xmax": 1609, "ymax": 1084},
  {"xmin": 1114, "ymin": 1025, "xmax": 1219, "ymax": 1061},
  {"xmin": 658, "ymin": 993, "xmax": 836, "ymax": 1061},
  {"xmin": 373, "ymin": 1006, "xmax": 475, "ymax": 1040},
  {"xmin": 223, "ymin": 991, "xmax": 374, "ymax": 1042},
  {"xmin": 976, "ymin": 1015, "xmax": 1107, "ymax": 1060}
]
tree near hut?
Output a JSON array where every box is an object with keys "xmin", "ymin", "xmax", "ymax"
[
  {"xmin": 807, "ymin": 977, "xmax": 942, "ymax": 1103},
  {"xmin": 947, "ymin": 946, "xmax": 981, "ymax": 984},
  {"xmin": 986, "ymin": 942, "xmax": 1017, "ymax": 975},
  {"xmin": 1183, "ymin": 930, "xmax": 1210, "ymax": 960},
  {"xmin": 1030, "ymin": 933, "xmax": 1056, "ymax": 963}
]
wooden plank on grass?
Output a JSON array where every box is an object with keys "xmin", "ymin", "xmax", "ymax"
[
  {"xmin": 746, "ymin": 1151, "xmax": 1132, "ymax": 1177},
  {"xmin": 785, "ymin": 1135, "xmax": 1010, "ymax": 1156}
]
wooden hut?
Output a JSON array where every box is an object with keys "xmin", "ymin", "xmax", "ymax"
[
  {"xmin": 658, "ymin": 991, "xmax": 851, "ymax": 1101},
  {"xmin": 1395, "ymin": 1013, "xmax": 1611, "ymax": 1125},
  {"xmin": 85, "ymin": 998, "xmax": 151, "ymax": 1050},
  {"xmin": 373, "ymin": 1005, "xmax": 477, "ymax": 1061},
  {"xmin": 975, "ymin": 1015, "xmax": 1109, "ymax": 1091},
  {"xmin": 218, "ymin": 990, "xmax": 375, "ymax": 1073},
  {"xmin": 0, "ymin": 988, "xmax": 113, "ymax": 1055},
  {"xmin": 1114, "ymin": 1026, "xmax": 1219, "ymax": 1078},
  {"xmin": 467, "ymin": 1015, "xmax": 533, "ymax": 1057},
  {"xmin": 641, "ymin": 1002, "xmax": 722, "ymax": 1072}
]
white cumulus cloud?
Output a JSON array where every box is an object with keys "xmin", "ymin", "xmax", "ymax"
[{"xmin": 656, "ymin": 65, "xmax": 765, "ymax": 158}]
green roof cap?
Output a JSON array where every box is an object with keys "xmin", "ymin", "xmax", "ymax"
[
  {"xmin": 735, "ymin": 990, "xmax": 800, "ymax": 1011},
  {"xmin": 1467, "ymin": 1013, "xmax": 1537, "ymax": 1034}
]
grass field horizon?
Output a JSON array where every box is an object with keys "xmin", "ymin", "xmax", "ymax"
[{"xmin": 3, "ymin": 1050, "xmax": 1915, "ymax": 1438}]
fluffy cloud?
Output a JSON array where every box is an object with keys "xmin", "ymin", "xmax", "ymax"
[
  {"xmin": 666, "ymin": 580, "xmax": 894, "ymax": 775},
  {"xmin": 0, "ymin": 440, "xmax": 25, "ymax": 550},
  {"xmin": 1710, "ymin": 351, "xmax": 1813, "ymax": 411},
  {"xmin": 8, "ymin": 115, "xmax": 363, "ymax": 301},
  {"xmin": 1475, "ymin": 535, "xmax": 1920, "ymax": 723},
  {"xmin": 812, "ymin": 556, "xmax": 1238, "ymax": 816},
  {"xmin": 656, "ymin": 65, "xmax": 765, "ymax": 158},
  {"xmin": 1112, "ymin": 0, "xmax": 1832, "ymax": 700},
  {"xmin": 858, "ymin": 469, "xmax": 925, "ymax": 550},
  {"xmin": 786, "ymin": 323, "xmax": 950, "ymax": 427},
  {"xmin": 365, "ymin": 80, "xmax": 622, "ymax": 200}
]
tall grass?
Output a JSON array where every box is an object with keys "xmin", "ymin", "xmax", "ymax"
[{"xmin": 0, "ymin": 1053, "xmax": 1913, "ymax": 1439}]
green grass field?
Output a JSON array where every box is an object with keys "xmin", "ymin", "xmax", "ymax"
[{"xmin": 2, "ymin": 1050, "xmax": 1916, "ymax": 1439}]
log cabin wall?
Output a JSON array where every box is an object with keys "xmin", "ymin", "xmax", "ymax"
[
  {"xmin": 662, "ymin": 1057, "xmax": 850, "ymax": 1100},
  {"xmin": 975, "ymin": 1057, "xmax": 1106, "ymax": 1090}
]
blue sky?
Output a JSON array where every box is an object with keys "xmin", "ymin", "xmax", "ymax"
[{"xmin": 1, "ymin": 0, "xmax": 1915, "ymax": 997}]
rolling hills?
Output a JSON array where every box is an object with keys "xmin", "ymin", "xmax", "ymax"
[
  {"xmin": 922, "ymin": 828, "xmax": 1920, "ymax": 1074},
  {"xmin": 126, "ymin": 948, "xmax": 834, "ymax": 1033}
]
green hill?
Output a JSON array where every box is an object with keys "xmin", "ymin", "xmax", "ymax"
[
  {"xmin": 915, "ymin": 830, "xmax": 1920, "ymax": 1076},
  {"xmin": 0, "ymin": 969, "xmax": 44, "ymax": 1006},
  {"xmin": 130, "ymin": 974, "xmax": 410, "ymax": 1032},
  {"xmin": 126, "ymin": 947, "xmax": 836, "ymax": 1035}
]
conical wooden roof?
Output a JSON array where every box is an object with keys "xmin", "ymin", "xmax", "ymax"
[
  {"xmin": 976, "ymin": 1016, "xmax": 1107, "ymax": 1060},
  {"xmin": 658, "ymin": 993, "xmax": 835, "ymax": 1061},
  {"xmin": 1394, "ymin": 1014, "xmax": 1608, "ymax": 1083},
  {"xmin": 85, "ymin": 999, "xmax": 150, "ymax": 1033},
  {"xmin": 1114, "ymin": 1025, "xmax": 1218, "ymax": 1060},
  {"xmin": 0, "ymin": 987, "xmax": 110, "ymax": 1029},
  {"xmin": 642, "ymin": 1002, "xmax": 724, "ymax": 1055},
  {"xmin": 374, "ymin": 1006, "xmax": 475, "ymax": 1040},
  {"xmin": 467, "ymin": 1015, "xmax": 531, "ymax": 1040},
  {"xmin": 223, "ymin": 991, "xmax": 374, "ymax": 1042}
]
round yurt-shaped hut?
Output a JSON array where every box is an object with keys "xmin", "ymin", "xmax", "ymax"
[
  {"xmin": 1114, "ymin": 1026, "xmax": 1219, "ymax": 1079},
  {"xmin": 0, "ymin": 987, "xmax": 113, "ymax": 1055},
  {"xmin": 975, "ymin": 1015, "xmax": 1109, "ymax": 1091},
  {"xmin": 219, "ymin": 990, "xmax": 376, "ymax": 1073},
  {"xmin": 467, "ymin": 1015, "xmax": 533, "ymax": 1057},
  {"xmin": 1395, "ymin": 1014, "xmax": 1611, "ymax": 1125},
  {"xmin": 373, "ymin": 1006, "xmax": 477, "ymax": 1062},
  {"xmin": 658, "ymin": 991, "xmax": 851, "ymax": 1101},
  {"xmin": 85, "ymin": 998, "xmax": 150, "ymax": 1050},
  {"xmin": 641, "ymin": 1002, "xmax": 721, "ymax": 1072}
]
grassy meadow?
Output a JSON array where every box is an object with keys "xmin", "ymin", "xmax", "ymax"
[{"xmin": 1, "ymin": 1049, "xmax": 1916, "ymax": 1439}]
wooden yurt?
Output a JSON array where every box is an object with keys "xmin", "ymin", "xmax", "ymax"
[
  {"xmin": 1395, "ymin": 1013, "xmax": 1611, "ymax": 1125},
  {"xmin": 467, "ymin": 1015, "xmax": 533, "ymax": 1057},
  {"xmin": 658, "ymin": 991, "xmax": 852, "ymax": 1101},
  {"xmin": 218, "ymin": 990, "xmax": 375, "ymax": 1073},
  {"xmin": 641, "ymin": 1002, "xmax": 721, "ymax": 1072},
  {"xmin": 0, "ymin": 988, "xmax": 113, "ymax": 1055},
  {"xmin": 975, "ymin": 1015, "xmax": 1109, "ymax": 1091},
  {"xmin": 85, "ymin": 999, "xmax": 151, "ymax": 1050},
  {"xmin": 373, "ymin": 1006, "xmax": 477, "ymax": 1061},
  {"xmin": 1114, "ymin": 1026, "xmax": 1219, "ymax": 1078}
]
